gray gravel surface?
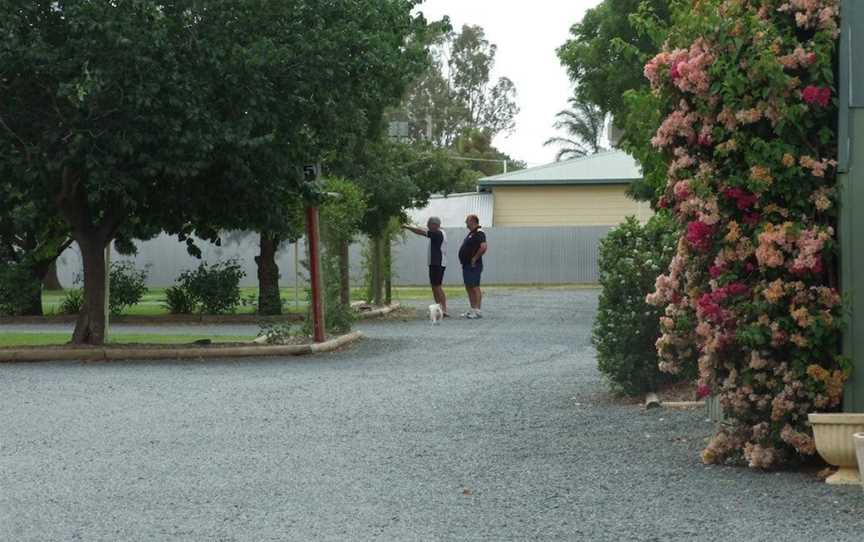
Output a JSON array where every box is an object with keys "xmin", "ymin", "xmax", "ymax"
[{"xmin": 2, "ymin": 289, "xmax": 862, "ymax": 541}]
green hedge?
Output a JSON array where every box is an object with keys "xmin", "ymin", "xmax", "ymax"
[{"xmin": 592, "ymin": 213, "xmax": 687, "ymax": 395}]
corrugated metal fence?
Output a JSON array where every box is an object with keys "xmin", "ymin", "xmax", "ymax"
[
  {"xmin": 56, "ymin": 226, "xmax": 611, "ymax": 288},
  {"xmin": 393, "ymin": 226, "xmax": 610, "ymax": 285}
]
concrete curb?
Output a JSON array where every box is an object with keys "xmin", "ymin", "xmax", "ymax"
[
  {"xmin": 0, "ymin": 331, "xmax": 364, "ymax": 363},
  {"xmin": 309, "ymin": 331, "xmax": 364, "ymax": 353}
]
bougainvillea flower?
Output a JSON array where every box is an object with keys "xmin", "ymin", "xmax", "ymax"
[
  {"xmin": 686, "ymin": 220, "xmax": 714, "ymax": 252},
  {"xmin": 801, "ymin": 85, "xmax": 831, "ymax": 107}
]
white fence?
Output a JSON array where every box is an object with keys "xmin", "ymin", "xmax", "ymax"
[{"xmin": 56, "ymin": 226, "xmax": 611, "ymax": 288}]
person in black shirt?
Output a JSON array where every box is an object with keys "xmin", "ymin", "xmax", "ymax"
[
  {"xmin": 458, "ymin": 214, "xmax": 487, "ymax": 319},
  {"xmin": 402, "ymin": 216, "xmax": 449, "ymax": 316}
]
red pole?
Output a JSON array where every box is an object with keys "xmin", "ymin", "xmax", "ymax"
[{"xmin": 305, "ymin": 205, "xmax": 326, "ymax": 343}]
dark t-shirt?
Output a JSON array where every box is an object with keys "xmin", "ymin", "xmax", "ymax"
[
  {"xmin": 427, "ymin": 230, "xmax": 445, "ymax": 267},
  {"xmin": 459, "ymin": 229, "xmax": 486, "ymax": 266}
]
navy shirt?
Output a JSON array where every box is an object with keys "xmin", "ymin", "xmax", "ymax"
[
  {"xmin": 458, "ymin": 230, "xmax": 486, "ymax": 266},
  {"xmin": 427, "ymin": 230, "xmax": 447, "ymax": 267}
]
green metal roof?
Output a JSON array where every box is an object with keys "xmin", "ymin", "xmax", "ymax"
[{"xmin": 478, "ymin": 150, "xmax": 642, "ymax": 188}]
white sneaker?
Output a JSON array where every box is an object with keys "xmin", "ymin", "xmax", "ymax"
[
  {"xmin": 461, "ymin": 311, "xmax": 473, "ymax": 318},
  {"xmin": 466, "ymin": 311, "xmax": 480, "ymax": 319}
]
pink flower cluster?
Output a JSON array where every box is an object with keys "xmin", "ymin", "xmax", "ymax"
[
  {"xmin": 651, "ymin": 102, "xmax": 699, "ymax": 148},
  {"xmin": 644, "ymin": 38, "xmax": 714, "ymax": 94},
  {"xmin": 779, "ymin": 47, "xmax": 818, "ymax": 70},
  {"xmin": 778, "ymin": 0, "xmax": 840, "ymax": 37},
  {"xmin": 643, "ymin": 0, "xmax": 844, "ymax": 469},
  {"xmin": 697, "ymin": 283, "xmax": 749, "ymax": 323},
  {"xmin": 686, "ymin": 220, "xmax": 714, "ymax": 252},
  {"xmin": 723, "ymin": 187, "xmax": 758, "ymax": 210},
  {"xmin": 801, "ymin": 85, "xmax": 831, "ymax": 107}
]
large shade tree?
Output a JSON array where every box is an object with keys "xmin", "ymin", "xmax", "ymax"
[
  {"xmin": 557, "ymin": 0, "xmax": 670, "ymax": 122},
  {"xmin": 0, "ymin": 0, "xmax": 437, "ymax": 342},
  {"xmin": 180, "ymin": 0, "xmax": 437, "ymax": 315}
]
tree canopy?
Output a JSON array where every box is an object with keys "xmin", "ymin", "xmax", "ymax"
[
  {"xmin": 557, "ymin": 0, "xmax": 670, "ymax": 121},
  {"xmin": 543, "ymin": 99, "xmax": 607, "ymax": 161},
  {"xmin": 0, "ymin": 0, "xmax": 439, "ymax": 342},
  {"xmin": 395, "ymin": 24, "xmax": 520, "ymax": 147}
]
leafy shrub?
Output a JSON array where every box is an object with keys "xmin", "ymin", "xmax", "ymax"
[
  {"xmin": 174, "ymin": 260, "xmax": 245, "ymax": 315},
  {"xmin": 108, "ymin": 261, "xmax": 149, "ymax": 316},
  {"xmin": 60, "ymin": 288, "xmax": 85, "ymax": 315},
  {"xmin": 592, "ymin": 214, "xmax": 683, "ymax": 395},
  {"xmin": 643, "ymin": 0, "xmax": 844, "ymax": 468},
  {"xmin": 164, "ymin": 286, "xmax": 196, "ymax": 315},
  {"xmin": 0, "ymin": 262, "xmax": 41, "ymax": 316}
]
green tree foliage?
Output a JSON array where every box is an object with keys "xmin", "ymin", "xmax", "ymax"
[
  {"xmin": 557, "ymin": 0, "xmax": 670, "ymax": 121},
  {"xmin": 543, "ymin": 98, "xmax": 607, "ymax": 161},
  {"xmin": 0, "ymin": 1, "xmax": 436, "ymax": 342},
  {"xmin": 449, "ymin": 130, "xmax": 524, "ymax": 190},
  {"xmin": 320, "ymin": 177, "xmax": 367, "ymax": 330},
  {"xmin": 1, "ymin": 148, "xmax": 73, "ymax": 315},
  {"xmin": 397, "ymin": 24, "xmax": 519, "ymax": 147},
  {"xmin": 592, "ymin": 214, "xmax": 685, "ymax": 395},
  {"xmin": 557, "ymin": 0, "xmax": 671, "ymax": 201}
]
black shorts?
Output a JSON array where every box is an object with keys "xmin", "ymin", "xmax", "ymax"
[{"xmin": 429, "ymin": 265, "xmax": 445, "ymax": 286}]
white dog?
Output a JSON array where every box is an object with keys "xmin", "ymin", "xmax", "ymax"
[{"xmin": 429, "ymin": 303, "xmax": 444, "ymax": 325}]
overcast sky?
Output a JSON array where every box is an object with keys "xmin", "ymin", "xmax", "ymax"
[{"xmin": 416, "ymin": 0, "xmax": 603, "ymax": 168}]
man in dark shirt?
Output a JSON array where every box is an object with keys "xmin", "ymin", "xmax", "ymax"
[
  {"xmin": 458, "ymin": 214, "xmax": 487, "ymax": 319},
  {"xmin": 403, "ymin": 216, "xmax": 448, "ymax": 316}
]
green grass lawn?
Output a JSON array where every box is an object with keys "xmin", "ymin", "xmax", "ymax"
[
  {"xmin": 39, "ymin": 284, "xmax": 593, "ymax": 317},
  {"xmin": 40, "ymin": 286, "xmax": 470, "ymax": 316},
  {"xmin": 0, "ymin": 333, "xmax": 257, "ymax": 347}
]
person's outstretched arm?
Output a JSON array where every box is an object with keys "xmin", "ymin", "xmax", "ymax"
[{"xmin": 402, "ymin": 224, "xmax": 427, "ymax": 236}]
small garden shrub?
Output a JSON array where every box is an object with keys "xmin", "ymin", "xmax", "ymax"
[
  {"xmin": 593, "ymin": 214, "xmax": 684, "ymax": 395},
  {"xmin": 0, "ymin": 262, "xmax": 41, "ymax": 316},
  {"xmin": 173, "ymin": 260, "xmax": 245, "ymax": 315},
  {"xmin": 108, "ymin": 261, "xmax": 149, "ymax": 316},
  {"xmin": 59, "ymin": 288, "xmax": 85, "ymax": 315},
  {"xmin": 164, "ymin": 286, "xmax": 196, "ymax": 315}
]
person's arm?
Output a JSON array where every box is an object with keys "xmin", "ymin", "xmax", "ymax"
[
  {"xmin": 401, "ymin": 224, "xmax": 427, "ymax": 236},
  {"xmin": 470, "ymin": 243, "xmax": 487, "ymax": 266},
  {"xmin": 470, "ymin": 232, "xmax": 487, "ymax": 266}
]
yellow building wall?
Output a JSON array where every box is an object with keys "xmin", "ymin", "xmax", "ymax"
[{"xmin": 491, "ymin": 185, "xmax": 652, "ymax": 226}]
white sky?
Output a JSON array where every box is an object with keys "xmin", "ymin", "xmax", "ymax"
[{"xmin": 416, "ymin": 0, "xmax": 603, "ymax": 168}]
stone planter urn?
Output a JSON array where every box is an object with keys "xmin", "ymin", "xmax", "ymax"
[
  {"xmin": 855, "ymin": 433, "xmax": 864, "ymax": 492},
  {"xmin": 808, "ymin": 413, "xmax": 864, "ymax": 485}
]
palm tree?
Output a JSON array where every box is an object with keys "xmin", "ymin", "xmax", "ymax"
[{"xmin": 543, "ymin": 98, "xmax": 607, "ymax": 161}]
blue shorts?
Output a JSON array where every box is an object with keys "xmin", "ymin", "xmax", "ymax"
[{"xmin": 462, "ymin": 264, "xmax": 483, "ymax": 287}]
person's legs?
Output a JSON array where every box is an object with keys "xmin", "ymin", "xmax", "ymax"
[
  {"xmin": 432, "ymin": 285, "xmax": 448, "ymax": 313},
  {"xmin": 468, "ymin": 287, "xmax": 478, "ymax": 309}
]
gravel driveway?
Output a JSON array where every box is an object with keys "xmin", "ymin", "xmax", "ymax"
[{"xmin": 1, "ymin": 289, "xmax": 862, "ymax": 541}]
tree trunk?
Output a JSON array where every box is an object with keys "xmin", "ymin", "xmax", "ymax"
[
  {"xmin": 339, "ymin": 239, "xmax": 351, "ymax": 307},
  {"xmin": 384, "ymin": 233, "xmax": 392, "ymax": 306},
  {"xmin": 256, "ymin": 232, "xmax": 282, "ymax": 315},
  {"xmin": 42, "ymin": 261, "xmax": 63, "ymax": 291},
  {"xmin": 71, "ymin": 235, "xmax": 108, "ymax": 345},
  {"xmin": 371, "ymin": 235, "xmax": 384, "ymax": 307}
]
